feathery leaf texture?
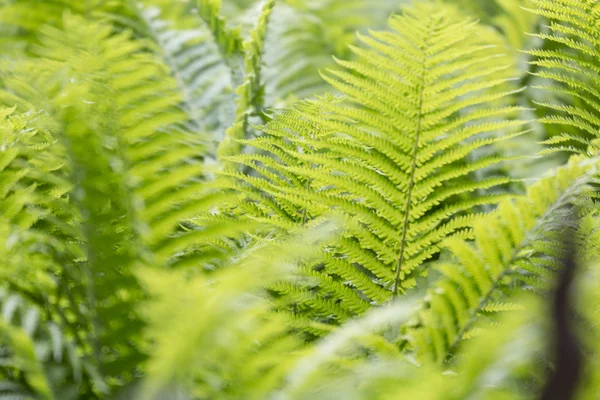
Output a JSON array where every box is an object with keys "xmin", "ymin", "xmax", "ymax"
[
  {"xmin": 525, "ymin": 0, "xmax": 600, "ymax": 156},
  {"xmin": 219, "ymin": 4, "xmax": 527, "ymax": 327},
  {"xmin": 135, "ymin": 2, "xmax": 234, "ymax": 141},
  {"xmin": 0, "ymin": 108, "xmax": 105, "ymax": 398},
  {"xmin": 217, "ymin": 0, "xmax": 275, "ymax": 163},
  {"xmin": 0, "ymin": 0, "xmax": 600, "ymax": 398},
  {"xmin": 404, "ymin": 156, "xmax": 600, "ymax": 363},
  {"xmin": 0, "ymin": 14, "xmax": 236, "ymax": 391}
]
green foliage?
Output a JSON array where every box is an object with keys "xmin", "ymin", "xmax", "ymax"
[
  {"xmin": 263, "ymin": 0, "xmax": 397, "ymax": 103},
  {"xmin": 526, "ymin": 0, "xmax": 600, "ymax": 155},
  {"xmin": 220, "ymin": 3, "xmax": 527, "ymax": 328},
  {"xmin": 0, "ymin": 0, "xmax": 599, "ymax": 399},
  {"xmin": 404, "ymin": 156, "xmax": 600, "ymax": 363}
]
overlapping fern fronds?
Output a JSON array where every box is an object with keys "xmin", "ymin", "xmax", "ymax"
[
  {"xmin": 0, "ymin": 13, "xmax": 248, "ymax": 393},
  {"xmin": 0, "ymin": 108, "xmax": 101, "ymax": 399},
  {"xmin": 263, "ymin": 0, "xmax": 397, "ymax": 104},
  {"xmin": 132, "ymin": 1, "xmax": 235, "ymax": 142},
  {"xmin": 404, "ymin": 156, "xmax": 600, "ymax": 363},
  {"xmin": 1, "ymin": 0, "xmax": 600, "ymax": 398},
  {"xmin": 219, "ymin": 3, "xmax": 528, "ymax": 328},
  {"xmin": 139, "ymin": 223, "xmax": 338, "ymax": 399},
  {"xmin": 526, "ymin": 0, "xmax": 600, "ymax": 156}
]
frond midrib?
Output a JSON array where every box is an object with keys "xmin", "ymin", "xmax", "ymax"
[{"xmin": 393, "ymin": 15, "xmax": 438, "ymax": 296}]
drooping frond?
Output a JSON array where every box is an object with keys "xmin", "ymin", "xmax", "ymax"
[
  {"xmin": 219, "ymin": 3, "xmax": 528, "ymax": 328},
  {"xmin": 404, "ymin": 156, "xmax": 599, "ymax": 363},
  {"xmin": 525, "ymin": 0, "xmax": 600, "ymax": 156}
]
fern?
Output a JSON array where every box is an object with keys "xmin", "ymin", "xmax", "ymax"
[
  {"xmin": 525, "ymin": 0, "xmax": 600, "ymax": 156},
  {"xmin": 0, "ymin": 13, "xmax": 240, "ymax": 392},
  {"xmin": 219, "ymin": 3, "xmax": 528, "ymax": 327},
  {"xmin": 1, "ymin": 0, "xmax": 600, "ymax": 398},
  {"xmin": 138, "ymin": 224, "xmax": 336, "ymax": 399},
  {"xmin": 217, "ymin": 0, "xmax": 275, "ymax": 162},
  {"xmin": 404, "ymin": 156, "xmax": 600, "ymax": 363},
  {"xmin": 132, "ymin": 1, "xmax": 235, "ymax": 142},
  {"xmin": 263, "ymin": 0, "xmax": 397, "ymax": 104}
]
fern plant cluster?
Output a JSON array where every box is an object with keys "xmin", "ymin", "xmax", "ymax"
[{"xmin": 1, "ymin": 0, "xmax": 600, "ymax": 399}]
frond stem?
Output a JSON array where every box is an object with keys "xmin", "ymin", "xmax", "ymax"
[{"xmin": 393, "ymin": 21, "xmax": 435, "ymax": 296}]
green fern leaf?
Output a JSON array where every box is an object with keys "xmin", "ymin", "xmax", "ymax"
[
  {"xmin": 134, "ymin": 2, "xmax": 235, "ymax": 141},
  {"xmin": 525, "ymin": 0, "xmax": 600, "ymax": 156},
  {"xmin": 220, "ymin": 3, "xmax": 528, "ymax": 327},
  {"xmin": 405, "ymin": 156, "xmax": 599, "ymax": 363}
]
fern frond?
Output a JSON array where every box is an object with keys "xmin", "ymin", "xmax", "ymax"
[
  {"xmin": 0, "ymin": 290, "xmax": 105, "ymax": 399},
  {"xmin": 0, "ymin": 313, "xmax": 53, "ymax": 400},
  {"xmin": 0, "ymin": 13, "xmax": 233, "ymax": 387},
  {"xmin": 217, "ymin": 0, "xmax": 274, "ymax": 162},
  {"xmin": 525, "ymin": 0, "xmax": 600, "ymax": 156},
  {"xmin": 133, "ymin": 2, "xmax": 234, "ymax": 141},
  {"xmin": 263, "ymin": 0, "xmax": 397, "ymax": 104},
  {"xmin": 220, "ymin": 3, "xmax": 527, "ymax": 327},
  {"xmin": 404, "ymin": 156, "xmax": 599, "ymax": 363},
  {"xmin": 196, "ymin": 0, "xmax": 244, "ymax": 84},
  {"xmin": 139, "ymin": 223, "xmax": 336, "ymax": 399}
]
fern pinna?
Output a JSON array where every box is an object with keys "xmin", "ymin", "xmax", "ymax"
[{"xmin": 218, "ymin": 3, "xmax": 527, "ymax": 328}]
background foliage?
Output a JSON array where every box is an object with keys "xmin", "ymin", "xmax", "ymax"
[{"xmin": 0, "ymin": 0, "xmax": 599, "ymax": 399}]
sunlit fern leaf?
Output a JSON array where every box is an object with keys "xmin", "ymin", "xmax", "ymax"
[
  {"xmin": 220, "ymin": 3, "xmax": 528, "ymax": 328},
  {"xmin": 0, "ymin": 6, "xmax": 255, "ymax": 272},
  {"xmin": 1, "ymin": 8, "xmax": 268, "ymax": 390},
  {"xmin": 23, "ymin": 14, "xmax": 236, "ymax": 264},
  {"xmin": 263, "ymin": 0, "xmax": 398, "ymax": 105},
  {"xmin": 404, "ymin": 156, "xmax": 600, "ymax": 364},
  {"xmin": 525, "ymin": 0, "xmax": 600, "ymax": 156}
]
